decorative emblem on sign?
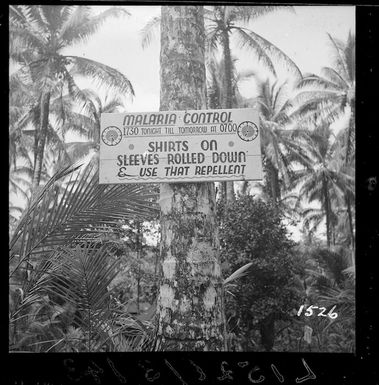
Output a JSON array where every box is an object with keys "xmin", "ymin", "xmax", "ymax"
[
  {"xmin": 237, "ymin": 121, "xmax": 258, "ymax": 142},
  {"xmin": 100, "ymin": 109, "xmax": 263, "ymax": 184},
  {"xmin": 102, "ymin": 126, "xmax": 122, "ymax": 146}
]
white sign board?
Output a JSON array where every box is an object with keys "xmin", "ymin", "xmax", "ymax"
[{"xmin": 99, "ymin": 108, "xmax": 263, "ymax": 184}]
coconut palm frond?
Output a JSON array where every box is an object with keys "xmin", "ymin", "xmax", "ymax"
[
  {"xmin": 237, "ymin": 27, "xmax": 302, "ymax": 79},
  {"xmin": 296, "ymin": 75, "xmax": 342, "ymax": 92},
  {"xmin": 292, "ymin": 90, "xmax": 342, "ymax": 107},
  {"xmin": 102, "ymin": 95, "xmax": 124, "ymax": 113},
  {"xmin": 327, "ymin": 33, "xmax": 351, "ymax": 83},
  {"xmin": 63, "ymin": 71, "xmax": 97, "ymax": 118},
  {"xmin": 9, "ymin": 25, "xmax": 46, "ymax": 55},
  {"xmin": 60, "ymin": 6, "xmax": 130, "ymax": 46},
  {"xmin": 345, "ymin": 32, "xmax": 355, "ymax": 82},
  {"xmin": 235, "ymin": 28, "xmax": 277, "ymax": 77},
  {"xmin": 10, "ymin": 231, "xmax": 155, "ymax": 352},
  {"xmin": 78, "ymin": 88, "xmax": 102, "ymax": 112},
  {"xmin": 45, "ymin": 244, "xmax": 120, "ymax": 351},
  {"xmin": 9, "ymin": 159, "xmax": 159, "ymax": 275},
  {"xmin": 109, "ymin": 315, "xmax": 154, "ymax": 352},
  {"xmin": 224, "ymin": 262, "xmax": 253, "ymax": 285},
  {"xmin": 140, "ymin": 16, "xmax": 161, "ymax": 49},
  {"xmin": 59, "ymin": 112, "xmax": 95, "ymax": 138},
  {"xmin": 321, "ymin": 67, "xmax": 349, "ymax": 89},
  {"xmin": 69, "ymin": 56, "xmax": 134, "ymax": 98},
  {"xmin": 231, "ymin": 5, "xmax": 294, "ymax": 24},
  {"xmin": 63, "ymin": 142, "xmax": 97, "ymax": 163},
  {"xmin": 9, "ymin": 5, "xmax": 43, "ymax": 30},
  {"xmin": 205, "ymin": 24, "xmax": 222, "ymax": 56}
]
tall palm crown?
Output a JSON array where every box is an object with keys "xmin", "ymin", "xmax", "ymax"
[
  {"xmin": 50, "ymin": 91, "xmax": 125, "ymax": 170},
  {"xmin": 257, "ymin": 79, "xmax": 294, "ymax": 202},
  {"xmin": 141, "ymin": 6, "xmax": 302, "ymax": 201},
  {"xmin": 292, "ymin": 32, "xmax": 355, "ymax": 164},
  {"xmin": 290, "ymin": 31, "xmax": 355, "ymax": 249},
  {"xmin": 291, "ymin": 124, "xmax": 353, "ymax": 247},
  {"xmin": 205, "ymin": 6, "xmax": 302, "ymax": 200},
  {"xmin": 10, "ymin": 5, "xmax": 134, "ymax": 188},
  {"xmin": 205, "ymin": 6, "xmax": 302, "ymax": 108},
  {"xmin": 10, "ymin": 6, "xmax": 134, "ymax": 95}
]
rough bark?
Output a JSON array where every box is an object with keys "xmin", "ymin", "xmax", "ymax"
[
  {"xmin": 221, "ymin": 27, "xmax": 233, "ymax": 110},
  {"xmin": 322, "ymin": 176, "xmax": 331, "ymax": 247},
  {"xmin": 267, "ymin": 158, "xmax": 280, "ymax": 204},
  {"xmin": 346, "ymin": 102, "xmax": 355, "ymax": 253},
  {"xmin": 345, "ymin": 99, "xmax": 355, "ymax": 166},
  {"xmin": 32, "ymin": 91, "xmax": 50, "ymax": 189},
  {"xmin": 156, "ymin": 6, "xmax": 225, "ymax": 351},
  {"xmin": 221, "ymin": 25, "xmax": 235, "ymax": 202}
]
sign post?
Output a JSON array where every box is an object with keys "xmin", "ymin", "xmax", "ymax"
[{"xmin": 99, "ymin": 108, "xmax": 263, "ymax": 184}]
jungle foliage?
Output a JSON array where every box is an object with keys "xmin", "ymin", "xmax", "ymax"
[{"xmin": 9, "ymin": 5, "xmax": 355, "ymax": 352}]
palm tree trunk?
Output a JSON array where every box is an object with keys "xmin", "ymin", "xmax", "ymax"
[
  {"xmin": 156, "ymin": 6, "xmax": 225, "ymax": 351},
  {"xmin": 345, "ymin": 101, "xmax": 355, "ymax": 165},
  {"xmin": 268, "ymin": 158, "xmax": 280, "ymax": 204},
  {"xmin": 322, "ymin": 176, "xmax": 331, "ymax": 247},
  {"xmin": 346, "ymin": 102, "xmax": 355, "ymax": 253},
  {"xmin": 221, "ymin": 28, "xmax": 233, "ymax": 110},
  {"xmin": 32, "ymin": 92, "xmax": 50, "ymax": 189},
  {"xmin": 346, "ymin": 195, "xmax": 355, "ymax": 268},
  {"xmin": 221, "ymin": 24, "xmax": 235, "ymax": 202}
]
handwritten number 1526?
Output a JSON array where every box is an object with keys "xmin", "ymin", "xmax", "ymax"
[{"xmin": 297, "ymin": 305, "xmax": 338, "ymax": 319}]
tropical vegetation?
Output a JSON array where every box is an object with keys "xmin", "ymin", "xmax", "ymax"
[{"xmin": 9, "ymin": 5, "xmax": 355, "ymax": 352}]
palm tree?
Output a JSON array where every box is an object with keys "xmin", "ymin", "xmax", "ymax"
[
  {"xmin": 205, "ymin": 6, "xmax": 302, "ymax": 201},
  {"xmin": 141, "ymin": 6, "xmax": 302, "ymax": 201},
  {"xmin": 156, "ymin": 6, "xmax": 225, "ymax": 351},
  {"xmin": 205, "ymin": 6, "xmax": 301, "ymax": 107},
  {"xmin": 9, "ymin": 5, "xmax": 134, "ymax": 189},
  {"xmin": 291, "ymin": 124, "xmax": 353, "ymax": 247},
  {"xmin": 9, "ymin": 72, "xmax": 39, "ymax": 173},
  {"xmin": 206, "ymin": 56, "xmax": 254, "ymax": 199},
  {"xmin": 10, "ymin": 70, "xmax": 81, "ymax": 185},
  {"xmin": 49, "ymin": 90, "xmax": 125, "ymax": 170},
  {"xmin": 301, "ymin": 206, "xmax": 340, "ymax": 246},
  {"xmin": 255, "ymin": 78, "xmax": 309, "ymax": 204},
  {"xmin": 206, "ymin": 56, "xmax": 242, "ymax": 110},
  {"xmin": 290, "ymin": 32, "xmax": 355, "ymax": 249},
  {"xmin": 291, "ymin": 31, "xmax": 355, "ymax": 165}
]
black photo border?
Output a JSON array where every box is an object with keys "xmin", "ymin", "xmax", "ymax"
[{"xmin": 4, "ymin": 2, "xmax": 378, "ymax": 384}]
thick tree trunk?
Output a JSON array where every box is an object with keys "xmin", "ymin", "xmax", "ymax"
[
  {"xmin": 267, "ymin": 158, "xmax": 280, "ymax": 204},
  {"xmin": 221, "ymin": 25, "xmax": 235, "ymax": 202},
  {"xmin": 156, "ymin": 6, "xmax": 225, "ymax": 351},
  {"xmin": 221, "ymin": 28, "xmax": 233, "ymax": 110},
  {"xmin": 32, "ymin": 92, "xmax": 50, "ymax": 189}
]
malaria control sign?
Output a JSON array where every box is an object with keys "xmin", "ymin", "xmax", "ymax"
[{"xmin": 99, "ymin": 108, "xmax": 263, "ymax": 184}]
